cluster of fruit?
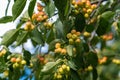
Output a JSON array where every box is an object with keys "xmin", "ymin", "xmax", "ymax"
[
  {"xmin": 112, "ymin": 58, "xmax": 120, "ymax": 65},
  {"xmin": 72, "ymin": 0, "xmax": 97, "ymax": 18},
  {"xmin": 67, "ymin": 29, "xmax": 81, "ymax": 45},
  {"xmin": 54, "ymin": 43, "xmax": 67, "ymax": 55},
  {"xmin": 7, "ymin": 54, "xmax": 27, "ymax": 69},
  {"xmin": 32, "ymin": 3, "xmax": 48, "ymax": 22},
  {"xmin": 0, "ymin": 49, "xmax": 6, "ymax": 57},
  {"xmin": 32, "ymin": 2, "xmax": 53, "ymax": 29},
  {"xmin": 24, "ymin": 21, "xmax": 35, "ymax": 31},
  {"xmin": 54, "ymin": 64, "xmax": 70, "ymax": 80}
]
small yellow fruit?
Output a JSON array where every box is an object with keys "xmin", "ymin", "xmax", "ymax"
[
  {"xmin": 54, "ymin": 48, "xmax": 62, "ymax": 53},
  {"xmin": 87, "ymin": 65, "xmax": 93, "ymax": 71},
  {"xmin": 1, "ymin": 49, "xmax": 6, "ymax": 55},
  {"xmin": 72, "ymin": 34, "xmax": 78, "ymax": 40},
  {"xmin": 56, "ymin": 74, "xmax": 62, "ymax": 79},
  {"xmin": 61, "ymin": 48, "xmax": 67, "ymax": 55},
  {"xmin": 3, "ymin": 70, "xmax": 9, "ymax": 77},
  {"xmin": 16, "ymin": 58, "xmax": 21, "ymax": 63},
  {"xmin": 66, "ymin": 66, "xmax": 70, "ymax": 72},
  {"xmin": 21, "ymin": 60, "xmax": 26, "ymax": 65},
  {"xmin": 13, "ymin": 62, "xmax": 19, "ymax": 68},
  {"xmin": 69, "ymin": 38, "xmax": 74, "ymax": 44},
  {"xmin": 87, "ymin": 9, "xmax": 92, "ymax": 14},
  {"xmin": 67, "ymin": 33, "xmax": 72, "ymax": 38},
  {"xmin": 55, "ymin": 43, "xmax": 61, "ymax": 49},
  {"xmin": 83, "ymin": 31, "xmax": 91, "ymax": 37},
  {"xmin": 61, "ymin": 64, "xmax": 67, "ymax": 70},
  {"xmin": 58, "ymin": 67, "xmax": 63, "ymax": 74},
  {"xmin": 84, "ymin": 13, "xmax": 89, "ymax": 18},
  {"xmin": 75, "ymin": 38, "xmax": 81, "ymax": 43}
]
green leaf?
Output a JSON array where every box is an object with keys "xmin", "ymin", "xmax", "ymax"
[
  {"xmin": 96, "ymin": 18, "xmax": 110, "ymax": 36},
  {"xmin": 46, "ymin": 29, "xmax": 55, "ymax": 44},
  {"xmin": 0, "ymin": 16, "xmax": 13, "ymax": 23},
  {"xmin": 28, "ymin": 0, "xmax": 36, "ymax": 18},
  {"xmin": 74, "ymin": 13, "xmax": 86, "ymax": 32},
  {"xmin": 68, "ymin": 61, "xmax": 77, "ymax": 70},
  {"xmin": 1, "ymin": 29, "xmax": 19, "ymax": 46},
  {"xmin": 16, "ymin": 31, "xmax": 28, "ymax": 46},
  {"xmin": 117, "ymin": 21, "xmax": 120, "ymax": 32},
  {"xmin": 23, "ymin": 50, "xmax": 31, "ymax": 65},
  {"xmin": 54, "ymin": 19, "xmax": 65, "ymax": 39},
  {"xmin": 30, "ymin": 28, "xmax": 44, "ymax": 45},
  {"xmin": 67, "ymin": 45, "xmax": 73, "ymax": 57},
  {"xmin": 12, "ymin": 0, "xmax": 27, "ymax": 20},
  {"xmin": 41, "ymin": 59, "xmax": 62, "ymax": 74},
  {"xmin": 92, "ymin": 68, "xmax": 98, "ymax": 80},
  {"xmin": 45, "ymin": 0, "xmax": 55, "ymax": 17},
  {"xmin": 53, "ymin": 0, "xmax": 71, "ymax": 22},
  {"xmin": 101, "ymin": 11, "xmax": 115, "ymax": 21},
  {"xmin": 71, "ymin": 69, "xmax": 81, "ymax": 80},
  {"xmin": 85, "ymin": 52, "xmax": 98, "ymax": 67}
]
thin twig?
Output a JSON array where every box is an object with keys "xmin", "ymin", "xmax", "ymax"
[{"xmin": 5, "ymin": 0, "xmax": 10, "ymax": 16}]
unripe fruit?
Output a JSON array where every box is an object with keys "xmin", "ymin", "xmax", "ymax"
[
  {"xmin": 74, "ymin": 4, "xmax": 78, "ymax": 9},
  {"xmin": 72, "ymin": 34, "xmax": 78, "ymax": 40},
  {"xmin": 13, "ymin": 62, "xmax": 19, "ymax": 68},
  {"xmin": 58, "ymin": 67, "xmax": 63, "ymax": 74},
  {"xmin": 21, "ymin": 60, "xmax": 26, "ymax": 65},
  {"xmin": 66, "ymin": 66, "xmax": 70, "ymax": 72},
  {"xmin": 0, "ymin": 53, "xmax": 2, "ymax": 57},
  {"xmin": 61, "ymin": 64, "xmax": 67, "ymax": 70},
  {"xmin": 69, "ymin": 38, "xmax": 74, "ymax": 44},
  {"xmin": 26, "ymin": 22, "xmax": 31, "ymax": 27},
  {"xmin": 91, "ymin": 4, "xmax": 97, "ymax": 9},
  {"xmin": 10, "ymin": 57, "xmax": 16, "ymax": 63},
  {"xmin": 74, "ymin": 10, "xmax": 79, "ymax": 14},
  {"xmin": 87, "ymin": 65, "xmax": 93, "ymax": 71},
  {"xmin": 72, "ymin": 0, "xmax": 76, "ymax": 5},
  {"xmin": 83, "ymin": 31, "xmax": 91, "ymax": 37},
  {"xmin": 30, "ymin": 63, "xmax": 33, "ymax": 67},
  {"xmin": 87, "ymin": 9, "xmax": 92, "ymax": 14},
  {"xmin": 84, "ymin": 13, "xmax": 89, "ymax": 18},
  {"xmin": 3, "ymin": 70, "xmax": 9, "ymax": 77},
  {"xmin": 24, "ymin": 22, "xmax": 35, "ymax": 31},
  {"xmin": 67, "ymin": 33, "xmax": 72, "ymax": 38},
  {"xmin": 1, "ymin": 49, "xmax": 6, "ymax": 55},
  {"xmin": 55, "ymin": 43, "xmax": 61, "ymax": 49},
  {"xmin": 47, "ymin": 22, "xmax": 52, "ymax": 27},
  {"xmin": 61, "ymin": 48, "xmax": 67, "ymax": 55},
  {"xmin": 54, "ymin": 73, "xmax": 57, "ymax": 78},
  {"xmin": 16, "ymin": 58, "xmax": 21, "ymax": 63},
  {"xmin": 56, "ymin": 74, "xmax": 62, "ymax": 79}
]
